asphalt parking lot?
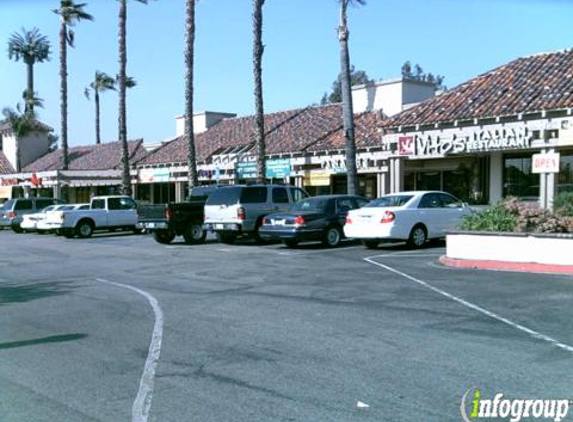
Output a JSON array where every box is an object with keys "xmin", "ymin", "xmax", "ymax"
[{"xmin": 1, "ymin": 230, "xmax": 573, "ymax": 422}]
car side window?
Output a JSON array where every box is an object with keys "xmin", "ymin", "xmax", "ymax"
[
  {"xmin": 15, "ymin": 200, "xmax": 33, "ymax": 210},
  {"xmin": 92, "ymin": 199, "xmax": 105, "ymax": 209},
  {"xmin": 119, "ymin": 198, "xmax": 136, "ymax": 210},
  {"xmin": 36, "ymin": 199, "xmax": 53, "ymax": 209},
  {"xmin": 419, "ymin": 193, "xmax": 440, "ymax": 208},
  {"xmin": 355, "ymin": 198, "xmax": 369, "ymax": 208},
  {"xmin": 337, "ymin": 198, "xmax": 354, "ymax": 214},
  {"xmin": 240, "ymin": 187, "xmax": 268, "ymax": 203},
  {"xmin": 272, "ymin": 187, "xmax": 289, "ymax": 203},
  {"xmin": 290, "ymin": 188, "xmax": 308, "ymax": 203},
  {"xmin": 439, "ymin": 193, "xmax": 461, "ymax": 208}
]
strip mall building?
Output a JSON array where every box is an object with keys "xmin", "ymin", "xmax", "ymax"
[{"xmin": 1, "ymin": 49, "xmax": 572, "ymax": 207}]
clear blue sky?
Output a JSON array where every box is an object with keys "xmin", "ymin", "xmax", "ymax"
[{"xmin": 1, "ymin": 0, "xmax": 572, "ymax": 147}]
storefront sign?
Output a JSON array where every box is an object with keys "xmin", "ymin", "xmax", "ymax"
[
  {"xmin": 305, "ymin": 171, "xmax": 331, "ymax": 186},
  {"xmin": 236, "ymin": 161, "xmax": 257, "ymax": 179},
  {"xmin": 532, "ymin": 152, "xmax": 560, "ymax": 173},
  {"xmin": 139, "ymin": 168, "xmax": 171, "ymax": 183},
  {"xmin": 0, "ymin": 178, "xmax": 19, "ymax": 186},
  {"xmin": 266, "ymin": 159, "xmax": 291, "ymax": 178},
  {"xmin": 384, "ymin": 127, "xmax": 533, "ymax": 158}
]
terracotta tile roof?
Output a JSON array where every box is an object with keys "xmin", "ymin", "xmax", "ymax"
[
  {"xmin": 23, "ymin": 139, "xmax": 147, "ymax": 172},
  {"xmin": 382, "ymin": 49, "xmax": 573, "ymax": 128},
  {"xmin": 0, "ymin": 152, "xmax": 15, "ymax": 174},
  {"xmin": 138, "ymin": 104, "xmax": 385, "ymax": 166},
  {"xmin": 0, "ymin": 119, "xmax": 53, "ymax": 133}
]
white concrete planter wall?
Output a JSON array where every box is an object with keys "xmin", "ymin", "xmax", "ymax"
[{"xmin": 446, "ymin": 231, "xmax": 573, "ymax": 266}]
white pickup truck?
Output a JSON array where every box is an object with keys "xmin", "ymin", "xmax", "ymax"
[{"xmin": 50, "ymin": 195, "xmax": 140, "ymax": 238}]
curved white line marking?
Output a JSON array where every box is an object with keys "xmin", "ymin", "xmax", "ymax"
[
  {"xmin": 96, "ymin": 278, "xmax": 164, "ymax": 422},
  {"xmin": 364, "ymin": 255, "xmax": 573, "ymax": 354}
]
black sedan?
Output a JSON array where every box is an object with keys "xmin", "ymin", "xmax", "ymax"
[{"xmin": 259, "ymin": 195, "xmax": 369, "ymax": 247}]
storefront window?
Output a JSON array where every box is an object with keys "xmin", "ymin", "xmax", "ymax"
[
  {"xmin": 557, "ymin": 151, "xmax": 573, "ymax": 193},
  {"xmin": 503, "ymin": 155, "xmax": 538, "ymax": 199}
]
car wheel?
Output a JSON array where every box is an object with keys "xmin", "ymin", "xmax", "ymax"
[
  {"xmin": 407, "ymin": 224, "xmax": 427, "ymax": 248},
  {"xmin": 76, "ymin": 221, "xmax": 94, "ymax": 238},
  {"xmin": 183, "ymin": 223, "xmax": 206, "ymax": 244},
  {"xmin": 153, "ymin": 230, "xmax": 175, "ymax": 244},
  {"xmin": 284, "ymin": 239, "xmax": 299, "ymax": 248},
  {"xmin": 362, "ymin": 240, "xmax": 379, "ymax": 249},
  {"xmin": 217, "ymin": 232, "xmax": 236, "ymax": 244},
  {"xmin": 322, "ymin": 226, "xmax": 342, "ymax": 247},
  {"xmin": 11, "ymin": 225, "xmax": 23, "ymax": 234}
]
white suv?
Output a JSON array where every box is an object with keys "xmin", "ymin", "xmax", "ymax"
[{"xmin": 204, "ymin": 184, "xmax": 308, "ymax": 243}]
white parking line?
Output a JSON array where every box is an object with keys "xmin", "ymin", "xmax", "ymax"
[
  {"xmin": 364, "ymin": 255, "xmax": 573, "ymax": 354},
  {"xmin": 96, "ymin": 278, "xmax": 164, "ymax": 422}
]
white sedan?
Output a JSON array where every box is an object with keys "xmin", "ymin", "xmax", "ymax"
[
  {"xmin": 344, "ymin": 191, "xmax": 473, "ymax": 249},
  {"xmin": 20, "ymin": 205, "xmax": 66, "ymax": 232},
  {"xmin": 37, "ymin": 203, "xmax": 90, "ymax": 233}
]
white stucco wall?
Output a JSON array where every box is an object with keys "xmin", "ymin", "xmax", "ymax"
[
  {"xmin": 2, "ymin": 133, "xmax": 17, "ymax": 170},
  {"xmin": 175, "ymin": 111, "xmax": 237, "ymax": 137}
]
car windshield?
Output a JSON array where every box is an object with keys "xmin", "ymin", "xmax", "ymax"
[
  {"xmin": 365, "ymin": 195, "xmax": 414, "ymax": 208},
  {"xmin": 290, "ymin": 197, "xmax": 329, "ymax": 212},
  {"xmin": 206, "ymin": 187, "xmax": 241, "ymax": 205}
]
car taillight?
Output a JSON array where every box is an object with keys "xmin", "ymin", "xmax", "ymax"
[
  {"xmin": 380, "ymin": 211, "xmax": 396, "ymax": 223},
  {"xmin": 166, "ymin": 205, "xmax": 173, "ymax": 221},
  {"xmin": 262, "ymin": 216, "xmax": 269, "ymax": 225},
  {"xmin": 8, "ymin": 211, "xmax": 17, "ymax": 219},
  {"xmin": 345, "ymin": 217, "xmax": 352, "ymax": 224},
  {"xmin": 237, "ymin": 207, "xmax": 246, "ymax": 221},
  {"xmin": 294, "ymin": 215, "xmax": 306, "ymax": 226}
]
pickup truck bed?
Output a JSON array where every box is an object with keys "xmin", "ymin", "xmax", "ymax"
[{"xmin": 139, "ymin": 198, "xmax": 207, "ymax": 244}]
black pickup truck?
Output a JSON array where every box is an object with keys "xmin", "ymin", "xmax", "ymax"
[{"xmin": 138, "ymin": 186, "xmax": 217, "ymax": 244}]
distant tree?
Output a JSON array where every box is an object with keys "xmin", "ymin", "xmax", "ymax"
[
  {"xmin": 321, "ymin": 65, "xmax": 372, "ymax": 104},
  {"xmin": 53, "ymin": 0, "xmax": 93, "ymax": 175},
  {"xmin": 401, "ymin": 60, "xmax": 446, "ymax": 90},
  {"xmin": 118, "ymin": 0, "xmax": 154, "ymax": 196},
  {"xmin": 7, "ymin": 27, "xmax": 51, "ymax": 113},
  {"xmin": 84, "ymin": 71, "xmax": 116, "ymax": 145},
  {"xmin": 2, "ymin": 103, "xmax": 38, "ymax": 172},
  {"xmin": 252, "ymin": 0, "xmax": 266, "ymax": 184},
  {"xmin": 338, "ymin": 0, "xmax": 365, "ymax": 196},
  {"xmin": 48, "ymin": 133, "xmax": 59, "ymax": 151}
]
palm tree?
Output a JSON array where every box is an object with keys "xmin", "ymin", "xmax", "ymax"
[
  {"xmin": 53, "ymin": 1, "xmax": 93, "ymax": 174},
  {"xmin": 185, "ymin": 0, "xmax": 198, "ymax": 195},
  {"xmin": 85, "ymin": 71, "xmax": 116, "ymax": 145},
  {"xmin": 253, "ymin": 0, "xmax": 266, "ymax": 184},
  {"xmin": 338, "ymin": 0, "xmax": 364, "ymax": 195},
  {"xmin": 118, "ymin": 0, "xmax": 154, "ymax": 197},
  {"xmin": 7, "ymin": 27, "xmax": 51, "ymax": 114},
  {"xmin": 2, "ymin": 104, "xmax": 38, "ymax": 172}
]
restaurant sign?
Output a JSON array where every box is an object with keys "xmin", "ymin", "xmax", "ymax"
[{"xmin": 385, "ymin": 127, "xmax": 533, "ymax": 158}]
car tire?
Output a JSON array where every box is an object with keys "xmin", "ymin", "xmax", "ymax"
[
  {"xmin": 183, "ymin": 223, "xmax": 206, "ymax": 244},
  {"xmin": 153, "ymin": 230, "xmax": 175, "ymax": 244},
  {"xmin": 11, "ymin": 225, "xmax": 23, "ymax": 234},
  {"xmin": 322, "ymin": 226, "xmax": 342, "ymax": 248},
  {"xmin": 76, "ymin": 221, "xmax": 94, "ymax": 238},
  {"xmin": 217, "ymin": 232, "xmax": 236, "ymax": 244},
  {"xmin": 284, "ymin": 239, "xmax": 299, "ymax": 248},
  {"xmin": 407, "ymin": 224, "xmax": 427, "ymax": 248},
  {"xmin": 362, "ymin": 240, "xmax": 379, "ymax": 249}
]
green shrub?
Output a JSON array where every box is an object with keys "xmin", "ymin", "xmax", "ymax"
[
  {"xmin": 459, "ymin": 204, "xmax": 517, "ymax": 232},
  {"xmin": 554, "ymin": 192, "xmax": 573, "ymax": 217}
]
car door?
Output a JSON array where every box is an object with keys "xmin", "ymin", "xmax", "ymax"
[
  {"xmin": 417, "ymin": 193, "xmax": 443, "ymax": 237},
  {"xmin": 271, "ymin": 187, "xmax": 291, "ymax": 213},
  {"xmin": 437, "ymin": 193, "xmax": 467, "ymax": 232},
  {"xmin": 109, "ymin": 197, "xmax": 137, "ymax": 226}
]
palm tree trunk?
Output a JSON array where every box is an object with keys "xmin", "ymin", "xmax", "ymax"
[
  {"xmin": 59, "ymin": 22, "xmax": 69, "ymax": 172},
  {"xmin": 339, "ymin": 1, "xmax": 358, "ymax": 195},
  {"xmin": 118, "ymin": 0, "xmax": 131, "ymax": 196},
  {"xmin": 185, "ymin": 0, "xmax": 198, "ymax": 194},
  {"xmin": 253, "ymin": 0, "xmax": 266, "ymax": 184},
  {"xmin": 26, "ymin": 61, "xmax": 34, "ymax": 114},
  {"xmin": 95, "ymin": 90, "xmax": 101, "ymax": 145}
]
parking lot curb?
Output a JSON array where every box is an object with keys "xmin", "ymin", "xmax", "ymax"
[{"xmin": 439, "ymin": 256, "xmax": 573, "ymax": 275}]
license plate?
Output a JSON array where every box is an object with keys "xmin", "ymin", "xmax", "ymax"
[
  {"xmin": 215, "ymin": 223, "xmax": 224, "ymax": 230},
  {"xmin": 146, "ymin": 222, "xmax": 156, "ymax": 228},
  {"xmin": 272, "ymin": 219, "xmax": 286, "ymax": 226}
]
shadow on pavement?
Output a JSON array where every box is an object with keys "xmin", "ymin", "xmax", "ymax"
[
  {"xmin": 0, "ymin": 333, "xmax": 87, "ymax": 350},
  {"xmin": 0, "ymin": 281, "xmax": 76, "ymax": 306}
]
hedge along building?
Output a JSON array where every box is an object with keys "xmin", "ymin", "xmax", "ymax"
[
  {"xmin": 1, "ymin": 139, "xmax": 148, "ymax": 203},
  {"xmin": 380, "ymin": 49, "xmax": 573, "ymax": 207},
  {"xmin": 135, "ymin": 78, "xmax": 437, "ymax": 203}
]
